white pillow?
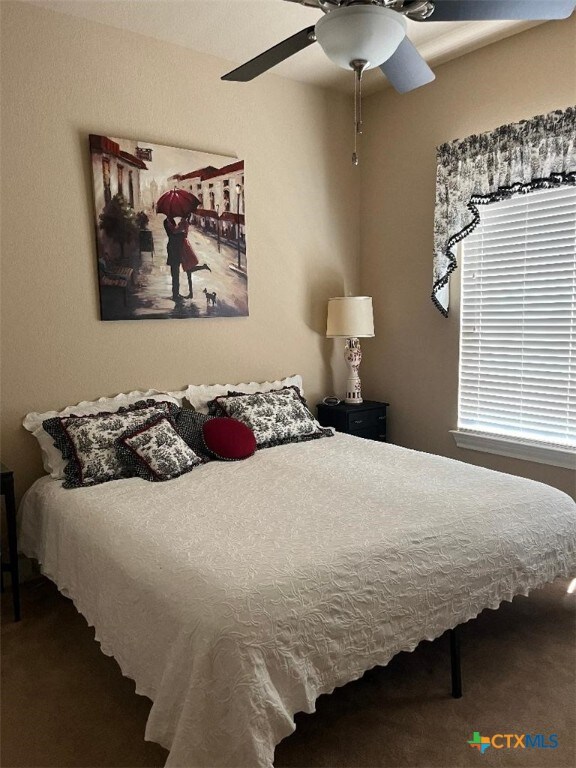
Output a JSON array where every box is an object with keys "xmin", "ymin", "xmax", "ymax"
[
  {"xmin": 184, "ymin": 374, "xmax": 304, "ymax": 413},
  {"xmin": 23, "ymin": 388, "xmax": 185, "ymax": 479}
]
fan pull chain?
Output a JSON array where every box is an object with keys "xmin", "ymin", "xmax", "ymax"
[{"xmin": 351, "ymin": 60, "xmax": 366, "ymax": 166}]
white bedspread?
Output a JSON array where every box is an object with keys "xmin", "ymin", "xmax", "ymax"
[{"xmin": 18, "ymin": 434, "xmax": 576, "ymax": 767}]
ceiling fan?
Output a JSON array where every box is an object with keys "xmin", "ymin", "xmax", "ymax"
[{"xmin": 222, "ymin": 1, "xmax": 576, "ymax": 163}]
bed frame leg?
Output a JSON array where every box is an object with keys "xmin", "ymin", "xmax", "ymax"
[{"xmin": 450, "ymin": 627, "xmax": 463, "ymax": 699}]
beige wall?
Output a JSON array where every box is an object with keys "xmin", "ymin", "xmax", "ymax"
[
  {"xmin": 360, "ymin": 18, "xmax": 576, "ymax": 498},
  {"xmin": 0, "ymin": 2, "xmax": 360, "ymax": 496},
  {"xmin": 2, "ymin": 4, "xmax": 574, "ymax": 501}
]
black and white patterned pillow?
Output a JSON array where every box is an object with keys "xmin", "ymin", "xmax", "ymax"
[
  {"xmin": 208, "ymin": 386, "xmax": 333, "ymax": 449},
  {"xmin": 116, "ymin": 416, "xmax": 202, "ymax": 482},
  {"xmin": 174, "ymin": 409, "xmax": 214, "ymax": 459},
  {"xmin": 43, "ymin": 399, "xmax": 180, "ymax": 489}
]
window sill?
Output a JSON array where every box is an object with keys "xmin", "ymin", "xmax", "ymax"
[{"xmin": 450, "ymin": 430, "xmax": 576, "ymax": 470}]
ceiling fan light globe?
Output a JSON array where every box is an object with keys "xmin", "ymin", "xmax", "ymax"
[{"xmin": 315, "ymin": 5, "xmax": 407, "ymax": 71}]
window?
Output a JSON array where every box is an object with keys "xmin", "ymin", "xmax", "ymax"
[
  {"xmin": 453, "ymin": 186, "xmax": 576, "ymax": 469},
  {"xmin": 102, "ymin": 157, "xmax": 111, "ymax": 204},
  {"xmin": 117, "ymin": 164, "xmax": 124, "ymax": 196}
]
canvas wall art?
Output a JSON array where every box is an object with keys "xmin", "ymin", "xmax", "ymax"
[{"xmin": 89, "ymin": 134, "xmax": 248, "ymax": 320}]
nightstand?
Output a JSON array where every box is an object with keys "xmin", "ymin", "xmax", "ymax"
[
  {"xmin": 317, "ymin": 400, "xmax": 389, "ymax": 442},
  {"xmin": 1, "ymin": 462, "xmax": 21, "ymax": 621}
]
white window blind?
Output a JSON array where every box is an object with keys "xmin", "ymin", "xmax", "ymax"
[{"xmin": 459, "ymin": 185, "xmax": 576, "ymax": 450}]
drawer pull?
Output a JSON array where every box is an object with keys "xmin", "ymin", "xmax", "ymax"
[
  {"xmin": 353, "ymin": 419, "xmax": 364, "ymax": 425},
  {"xmin": 379, "ymin": 415, "xmax": 386, "ymax": 420}
]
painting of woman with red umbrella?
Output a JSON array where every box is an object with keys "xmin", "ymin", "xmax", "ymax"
[
  {"xmin": 157, "ymin": 189, "xmax": 211, "ymax": 302},
  {"xmin": 89, "ymin": 133, "xmax": 248, "ymax": 321}
]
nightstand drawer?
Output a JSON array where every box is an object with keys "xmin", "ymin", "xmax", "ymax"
[
  {"xmin": 351, "ymin": 426, "xmax": 387, "ymax": 442},
  {"xmin": 316, "ymin": 400, "xmax": 389, "ymax": 444},
  {"xmin": 346, "ymin": 409, "xmax": 386, "ymax": 431}
]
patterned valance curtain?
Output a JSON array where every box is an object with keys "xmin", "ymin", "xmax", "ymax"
[{"xmin": 432, "ymin": 106, "xmax": 576, "ymax": 316}]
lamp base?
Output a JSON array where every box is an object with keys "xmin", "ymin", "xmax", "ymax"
[{"xmin": 344, "ymin": 337, "xmax": 363, "ymax": 404}]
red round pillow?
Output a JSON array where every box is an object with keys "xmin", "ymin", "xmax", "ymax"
[{"xmin": 202, "ymin": 417, "xmax": 256, "ymax": 461}]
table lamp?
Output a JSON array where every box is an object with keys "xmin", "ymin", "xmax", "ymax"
[{"xmin": 326, "ymin": 296, "xmax": 374, "ymax": 404}]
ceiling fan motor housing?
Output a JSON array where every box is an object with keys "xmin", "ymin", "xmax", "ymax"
[{"xmin": 315, "ymin": 5, "xmax": 407, "ymax": 70}]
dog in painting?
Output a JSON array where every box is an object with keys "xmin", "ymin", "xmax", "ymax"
[{"xmin": 203, "ymin": 288, "xmax": 217, "ymax": 307}]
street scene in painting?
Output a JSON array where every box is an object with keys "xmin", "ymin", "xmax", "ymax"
[{"xmin": 89, "ymin": 135, "xmax": 247, "ymax": 320}]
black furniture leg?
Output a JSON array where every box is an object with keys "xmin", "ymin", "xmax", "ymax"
[
  {"xmin": 450, "ymin": 627, "xmax": 462, "ymax": 698},
  {"xmin": 3, "ymin": 474, "xmax": 21, "ymax": 621}
]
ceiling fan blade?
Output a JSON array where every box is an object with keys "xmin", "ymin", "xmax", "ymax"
[
  {"xmin": 379, "ymin": 38, "xmax": 435, "ymax": 93},
  {"xmin": 426, "ymin": 0, "xmax": 576, "ymax": 21},
  {"xmin": 222, "ymin": 26, "xmax": 317, "ymax": 81}
]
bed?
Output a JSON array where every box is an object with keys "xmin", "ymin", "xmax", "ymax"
[{"xmin": 18, "ymin": 432, "xmax": 576, "ymax": 767}]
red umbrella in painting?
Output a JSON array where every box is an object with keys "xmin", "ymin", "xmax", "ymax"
[{"xmin": 156, "ymin": 189, "xmax": 200, "ymax": 218}]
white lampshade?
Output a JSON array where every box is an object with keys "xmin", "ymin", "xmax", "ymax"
[
  {"xmin": 326, "ymin": 296, "xmax": 375, "ymax": 338},
  {"xmin": 315, "ymin": 6, "xmax": 406, "ymax": 71}
]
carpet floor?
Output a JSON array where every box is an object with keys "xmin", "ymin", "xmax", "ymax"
[{"xmin": 1, "ymin": 578, "xmax": 575, "ymax": 768}]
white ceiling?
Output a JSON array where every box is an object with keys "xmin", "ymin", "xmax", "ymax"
[{"xmin": 30, "ymin": 0, "xmax": 540, "ymax": 94}]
